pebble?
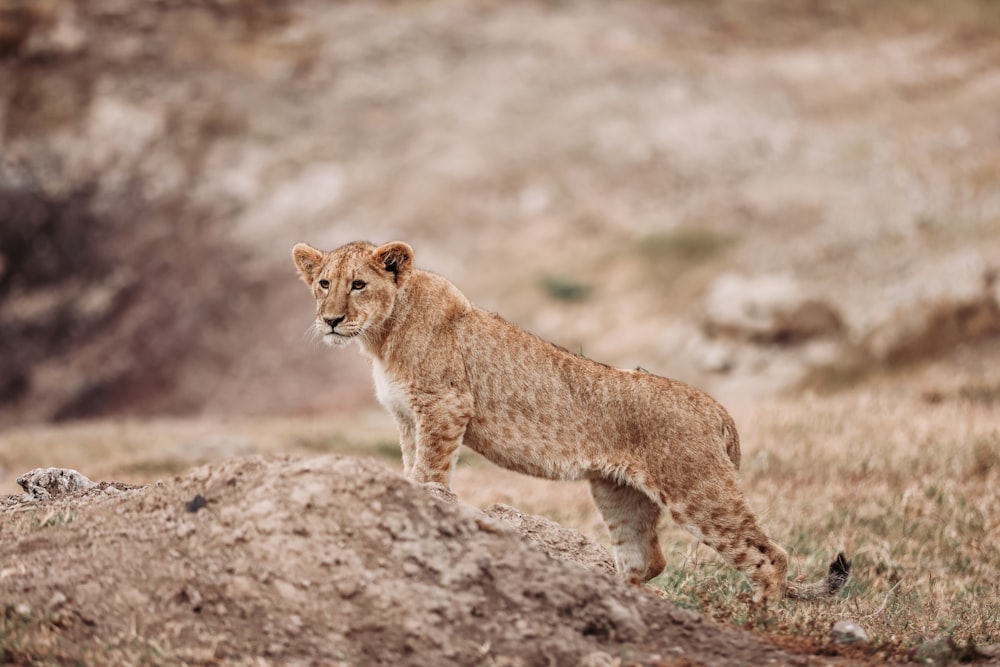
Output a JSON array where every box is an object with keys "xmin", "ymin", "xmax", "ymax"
[
  {"xmin": 47, "ymin": 591, "xmax": 68, "ymax": 610},
  {"xmin": 831, "ymin": 619, "xmax": 869, "ymax": 644}
]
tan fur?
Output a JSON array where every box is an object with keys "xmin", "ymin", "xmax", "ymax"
[{"xmin": 292, "ymin": 240, "xmax": 848, "ymax": 603}]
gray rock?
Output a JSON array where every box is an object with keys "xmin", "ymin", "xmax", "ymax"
[
  {"xmin": 831, "ymin": 619, "xmax": 869, "ymax": 645},
  {"xmin": 16, "ymin": 468, "xmax": 97, "ymax": 501}
]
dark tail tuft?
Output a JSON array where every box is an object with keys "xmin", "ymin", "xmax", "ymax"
[
  {"xmin": 786, "ymin": 551, "xmax": 851, "ymax": 601},
  {"xmin": 825, "ymin": 552, "xmax": 851, "ymax": 595}
]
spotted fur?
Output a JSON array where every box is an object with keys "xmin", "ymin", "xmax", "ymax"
[{"xmin": 292, "ymin": 240, "xmax": 848, "ymax": 602}]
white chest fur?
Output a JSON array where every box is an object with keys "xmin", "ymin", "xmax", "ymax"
[{"xmin": 372, "ymin": 359, "xmax": 413, "ymax": 420}]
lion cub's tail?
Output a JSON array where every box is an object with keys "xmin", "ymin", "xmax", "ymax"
[{"xmin": 785, "ymin": 552, "xmax": 851, "ymax": 601}]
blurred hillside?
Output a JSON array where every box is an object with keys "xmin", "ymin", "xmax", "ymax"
[{"xmin": 1, "ymin": 0, "xmax": 999, "ymax": 426}]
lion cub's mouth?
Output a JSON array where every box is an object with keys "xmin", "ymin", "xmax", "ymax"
[{"xmin": 320, "ymin": 322, "xmax": 363, "ymax": 345}]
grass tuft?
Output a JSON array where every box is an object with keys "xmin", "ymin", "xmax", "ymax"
[
  {"xmin": 640, "ymin": 392, "xmax": 1000, "ymax": 658},
  {"xmin": 637, "ymin": 228, "xmax": 736, "ymax": 264},
  {"xmin": 539, "ymin": 275, "xmax": 593, "ymax": 303}
]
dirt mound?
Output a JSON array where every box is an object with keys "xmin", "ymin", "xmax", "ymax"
[
  {"xmin": 0, "ymin": 455, "xmax": 826, "ymax": 666},
  {"xmin": 484, "ymin": 503, "xmax": 617, "ymax": 579}
]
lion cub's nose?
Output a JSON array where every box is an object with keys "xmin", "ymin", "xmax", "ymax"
[{"xmin": 324, "ymin": 315, "xmax": 345, "ymax": 330}]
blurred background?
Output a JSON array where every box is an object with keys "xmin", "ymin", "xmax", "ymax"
[{"xmin": 1, "ymin": 0, "xmax": 998, "ymax": 434}]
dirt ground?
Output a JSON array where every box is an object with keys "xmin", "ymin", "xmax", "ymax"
[
  {"xmin": 2, "ymin": 0, "xmax": 1000, "ymax": 664},
  {"xmin": 1, "ymin": 455, "xmax": 841, "ymax": 666}
]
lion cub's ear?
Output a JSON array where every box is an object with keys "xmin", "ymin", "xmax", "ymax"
[
  {"xmin": 292, "ymin": 243, "xmax": 325, "ymax": 284},
  {"xmin": 373, "ymin": 242, "xmax": 414, "ymax": 284}
]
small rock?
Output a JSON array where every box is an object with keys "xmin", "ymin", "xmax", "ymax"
[
  {"xmin": 186, "ymin": 494, "xmax": 207, "ymax": 513},
  {"xmin": 335, "ymin": 577, "xmax": 361, "ymax": 599},
  {"xmin": 831, "ymin": 619, "xmax": 869, "ymax": 644},
  {"xmin": 47, "ymin": 591, "xmax": 68, "ymax": 611},
  {"xmin": 17, "ymin": 468, "xmax": 97, "ymax": 500}
]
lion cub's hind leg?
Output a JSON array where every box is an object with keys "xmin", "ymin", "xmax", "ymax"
[
  {"xmin": 589, "ymin": 478, "xmax": 667, "ymax": 584},
  {"xmin": 663, "ymin": 474, "xmax": 790, "ymax": 603}
]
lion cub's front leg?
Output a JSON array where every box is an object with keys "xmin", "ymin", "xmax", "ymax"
[
  {"xmin": 388, "ymin": 408, "xmax": 417, "ymax": 478},
  {"xmin": 407, "ymin": 391, "xmax": 472, "ymax": 487}
]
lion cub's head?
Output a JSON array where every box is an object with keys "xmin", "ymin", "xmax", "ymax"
[{"xmin": 292, "ymin": 240, "xmax": 414, "ymax": 347}]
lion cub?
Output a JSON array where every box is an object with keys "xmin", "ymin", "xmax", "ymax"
[{"xmin": 293, "ymin": 240, "xmax": 848, "ymax": 602}]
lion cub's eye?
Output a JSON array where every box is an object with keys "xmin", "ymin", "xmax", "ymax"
[
  {"xmin": 318, "ymin": 279, "xmax": 330, "ymax": 289},
  {"xmin": 351, "ymin": 280, "xmax": 366, "ymax": 291}
]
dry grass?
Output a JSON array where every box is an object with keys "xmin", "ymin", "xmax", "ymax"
[
  {"xmin": 665, "ymin": 390, "xmax": 1000, "ymax": 658},
  {"xmin": 454, "ymin": 386, "xmax": 1000, "ymax": 657},
  {"xmin": 3, "ymin": 385, "xmax": 998, "ymax": 659}
]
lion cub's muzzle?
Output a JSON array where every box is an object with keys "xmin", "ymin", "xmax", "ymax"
[{"xmin": 318, "ymin": 315, "xmax": 360, "ymax": 346}]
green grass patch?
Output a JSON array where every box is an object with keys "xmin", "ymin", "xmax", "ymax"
[
  {"xmin": 1, "ymin": 609, "xmax": 39, "ymax": 666},
  {"xmin": 292, "ymin": 432, "xmax": 354, "ymax": 453},
  {"xmin": 651, "ymin": 559, "xmax": 752, "ymax": 615},
  {"xmin": 648, "ymin": 455, "xmax": 999, "ymax": 658},
  {"xmin": 371, "ymin": 440, "xmax": 403, "ymax": 461},
  {"xmin": 637, "ymin": 227, "xmax": 736, "ymax": 264},
  {"xmin": 29, "ymin": 509, "xmax": 78, "ymax": 530},
  {"xmin": 539, "ymin": 274, "xmax": 593, "ymax": 303},
  {"xmin": 0, "ymin": 605, "xmax": 68, "ymax": 666}
]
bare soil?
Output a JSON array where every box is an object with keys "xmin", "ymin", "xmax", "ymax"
[
  {"xmin": 2, "ymin": 455, "xmax": 838, "ymax": 666},
  {"xmin": 2, "ymin": 0, "xmax": 1000, "ymax": 664}
]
